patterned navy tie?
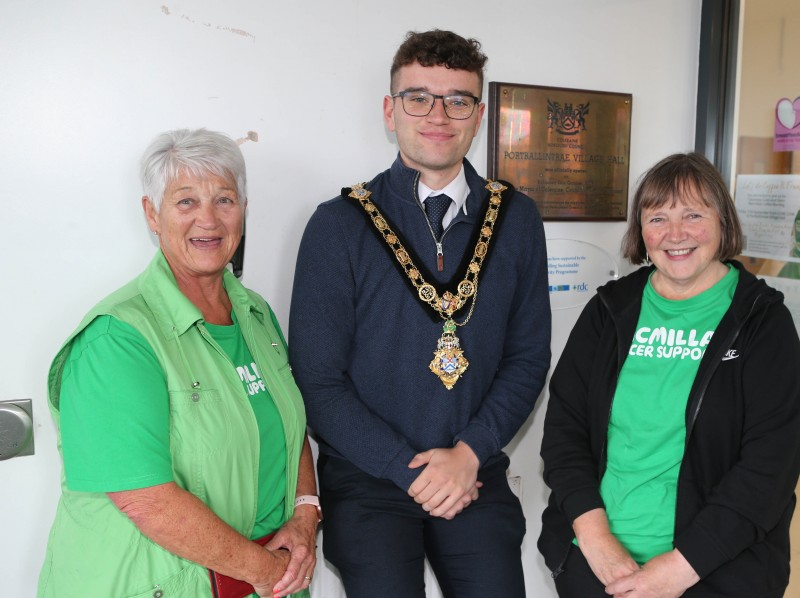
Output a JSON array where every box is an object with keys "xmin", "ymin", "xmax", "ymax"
[{"xmin": 425, "ymin": 194, "xmax": 452, "ymax": 241}]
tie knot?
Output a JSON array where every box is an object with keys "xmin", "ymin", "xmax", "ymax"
[{"xmin": 425, "ymin": 194, "xmax": 452, "ymax": 240}]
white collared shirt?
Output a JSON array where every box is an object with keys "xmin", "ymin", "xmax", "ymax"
[{"xmin": 418, "ymin": 165, "xmax": 469, "ymax": 230}]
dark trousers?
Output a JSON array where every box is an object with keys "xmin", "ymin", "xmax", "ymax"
[
  {"xmin": 553, "ymin": 544, "xmax": 608, "ymax": 597},
  {"xmin": 318, "ymin": 454, "xmax": 526, "ymax": 598}
]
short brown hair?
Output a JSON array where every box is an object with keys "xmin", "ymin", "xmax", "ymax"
[
  {"xmin": 390, "ymin": 29, "xmax": 488, "ymax": 94},
  {"xmin": 621, "ymin": 152, "xmax": 743, "ymax": 264}
]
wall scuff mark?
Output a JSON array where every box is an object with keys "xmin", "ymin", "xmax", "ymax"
[
  {"xmin": 159, "ymin": 5, "xmax": 255, "ymax": 41},
  {"xmin": 236, "ymin": 131, "xmax": 259, "ymax": 145}
]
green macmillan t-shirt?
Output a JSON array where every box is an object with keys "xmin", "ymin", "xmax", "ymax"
[
  {"xmin": 59, "ymin": 313, "xmax": 287, "ymax": 539},
  {"xmin": 599, "ymin": 266, "xmax": 738, "ymax": 563}
]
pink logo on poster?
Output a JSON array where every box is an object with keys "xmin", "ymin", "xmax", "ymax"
[{"xmin": 774, "ymin": 97, "xmax": 800, "ymax": 152}]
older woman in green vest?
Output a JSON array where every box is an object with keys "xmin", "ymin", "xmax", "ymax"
[{"xmin": 38, "ymin": 129, "xmax": 318, "ymax": 598}]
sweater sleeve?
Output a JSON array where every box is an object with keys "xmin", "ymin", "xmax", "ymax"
[
  {"xmin": 674, "ymin": 302, "xmax": 800, "ymax": 578},
  {"xmin": 540, "ymin": 294, "xmax": 609, "ymax": 523},
  {"xmin": 453, "ymin": 192, "xmax": 552, "ymax": 465},
  {"xmin": 289, "ymin": 203, "xmax": 420, "ymax": 491}
]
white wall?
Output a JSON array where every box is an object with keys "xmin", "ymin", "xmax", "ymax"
[{"xmin": 0, "ymin": 1, "xmax": 701, "ymax": 596}]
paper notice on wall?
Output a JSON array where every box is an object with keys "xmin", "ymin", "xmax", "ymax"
[
  {"xmin": 735, "ymin": 175, "xmax": 800, "ymax": 262},
  {"xmin": 546, "ymin": 239, "xmax": 618, "ymax": 310}
]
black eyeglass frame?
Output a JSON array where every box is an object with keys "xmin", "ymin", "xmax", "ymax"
[{"xmin": 391, "ymin": 91, "xmax": 481, "ymax": 120}]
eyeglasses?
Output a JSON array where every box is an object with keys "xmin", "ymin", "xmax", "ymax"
[{"xmin": 391, "ymin": 91, "xmax": 480, "ymax": 120}]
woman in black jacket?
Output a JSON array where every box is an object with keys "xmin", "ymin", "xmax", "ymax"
[{"xmin": 539, "ymin": 152, "xmax": 800, "ymax": 598}]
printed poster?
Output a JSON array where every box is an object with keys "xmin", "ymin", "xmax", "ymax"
[{"xmin": 735, "ymin": 175, "xmax": 800, "ymax": 262}]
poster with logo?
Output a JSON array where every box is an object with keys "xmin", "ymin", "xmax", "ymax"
[
  {"xmin": 774, "ymin": 97, "xmax": 800, "ymax": 152},
  {"xmin": 487, "ymin": 82, "xmax": 632, "ymax": 220}
]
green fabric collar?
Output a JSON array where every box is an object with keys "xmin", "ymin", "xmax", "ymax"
[{"xmin": 138, "ymin": 251, "xmax": 265, "ymax": 337}]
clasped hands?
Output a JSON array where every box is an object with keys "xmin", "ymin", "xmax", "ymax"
[
  {"xmin": 407, "ymin": 441, "xmax": 482, "ymax": 520},
  {"xmin": 255, "ymin": 507, "xmax": 318, "ymax": 597},
  {"xmin": 575, "ymin": 508, "xmax": 700, "ymax": 598},
  {"xmin": 601, "ymin": 550, "xmax": 700, "ymax": 598}
]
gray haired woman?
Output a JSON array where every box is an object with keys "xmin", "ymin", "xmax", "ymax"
[{"xmin": 39, "ymin": 129, "xmax": 318, "ymax": 598}]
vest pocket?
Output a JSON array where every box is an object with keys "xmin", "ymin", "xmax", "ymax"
[
  {"xmin": 168, "ymin": 388, "xmax": 231, "ymax": 456},
  {"xmin": 125, "ymin": 562, "xmax": 208, "ymax": 597}
]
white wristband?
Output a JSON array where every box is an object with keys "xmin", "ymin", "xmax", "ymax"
[{"xmin": 294, "ymin": 494, "xmax": 323, "ymax": 522}]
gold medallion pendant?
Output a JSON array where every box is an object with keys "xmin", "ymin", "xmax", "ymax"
[
  {"xmin": 348, "ymin": 180, "xmax": 508, "ymax": 390},
  {"xmin": 429, "ymin": 319, "xmax": 469, "ymax": 390}
]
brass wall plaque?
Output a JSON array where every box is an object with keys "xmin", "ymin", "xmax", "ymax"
[{"xmin": 488, "ymin": 82, "xmax": 632, "ymax": 220}]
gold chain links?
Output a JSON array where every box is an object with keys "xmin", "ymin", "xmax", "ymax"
[{"xmin": 348, "ymin": 180, "xmax": 507, "ymax": 324}]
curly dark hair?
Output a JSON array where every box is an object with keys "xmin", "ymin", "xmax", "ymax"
[{"xmin": 390, "ymin": 29, "xmax": 488, "ymax": 94}]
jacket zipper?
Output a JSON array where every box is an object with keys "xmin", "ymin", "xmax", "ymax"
[
  {"xmin": 596, "ymin": 293, "xmax": 626, "ymax": 476},
  {"xmin": 683, "ymin": 294, "xmax": 761, "ymax": 444},
  {"xmin": 413, "ymin": 173, "xmax": 452, "ymax": 272},
  {"xmin": 552, "ymin": 293, "xmax": 623, "ymax": 579},
  {"xmin": 551, "ymin": 544, "xmax": 571, "ymax": 579},
  {"xmin": 549, "ymin": 282, "xmax": 652, "ymax": 575},
  {"xmin": 672, "ymin": 293, "xmax": 762, "ymax": 537}
]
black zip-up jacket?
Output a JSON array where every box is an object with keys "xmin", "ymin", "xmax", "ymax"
[{"xmin": 538, "ymin": 261, "xmax": 800, "ymax": 597}]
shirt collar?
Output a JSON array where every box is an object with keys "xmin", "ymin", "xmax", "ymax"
[{"xmin": 417, "ymin": 164, "xmax": 469, "ymax": 216}]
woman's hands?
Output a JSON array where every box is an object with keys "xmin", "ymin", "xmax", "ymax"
[
  {"xmin": 572, "ymin": 509, "xmax": 700, "ymax": 597},
  {"xmin": 264, "ymin": 434, "xmax": 320, "ymax": 596},
  {"xmin": 108, "ymin": 482, "xmax": 291, "ymax": 593},
  {"xmin": 265, "ymin": 506, "xmax": 318, "ymax": 596},
  {"xmin": 604, "ymin": 549, "xmax": 700, "ymax": 598},
  {"xmin": 251, "ymin": 549, "xmax": 291, "ymax": 598},
  {"xmin": 572, "ymin": 508, "xmax": 639, "ymax": 586}
]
